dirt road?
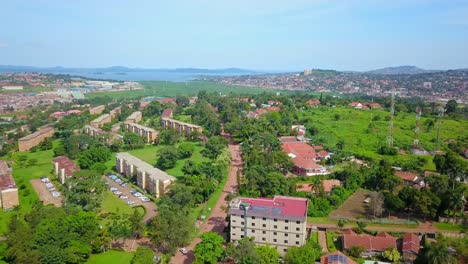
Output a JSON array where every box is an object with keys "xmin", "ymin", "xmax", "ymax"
[
  {"xmin": 30, "ymin": 179, "xmax": 63, "ymax": 207},
  {"xmin": 171, "ymin": 143, "xmax": 242, "ymax": 264}
]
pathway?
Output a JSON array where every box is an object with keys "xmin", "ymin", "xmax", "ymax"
[{"xmin": 318, "ymin": 231, "xmax": 328, "ymax": 253}]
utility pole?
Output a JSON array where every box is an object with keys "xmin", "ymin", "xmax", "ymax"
[{"xmin": 386, "ymin": 91, "xmax": 395, "ymax": 147}]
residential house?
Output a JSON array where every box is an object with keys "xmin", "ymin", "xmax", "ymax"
[
  {"xmin": 349, "ymin": 102, "xmax": 363, "ymax": 109},
  {"xmin": 89, "ymin": 105, "xmax": 105, "ymax": 115},
  {"xmin": 90, "ymin": 114, "xmax": 112, "ymax": 128},
  {"xmin": 281, "ymin": 141, "xmax": 330, "ymax": 176},
  {"xmin": 402, "ymin": 233, "xmax": 420, "ymax": 263},
  {"xmin": 342, "ymin": 229, "xmax": 396, "ymax": 257},
  {"xmin": 124, "ymin": 122, "xmax": 159, "ymax": 143},
  {"xmin": 161, "ymin": 109, "xmax": 173, "ymax": 119},
  {"xmin": 395, "ymin": 171, "xmax": 419, "ymax": 185},
  {"xmin": 126, "ymin": 111, "xmax": 142, "ymax": 123},
  {"xmin": 296, "ymin": 179, "xmax": 342, "ymax": 195},
  {"xmin": 306, "ymin": 99, "xmax": 321, "ymax": 107}
]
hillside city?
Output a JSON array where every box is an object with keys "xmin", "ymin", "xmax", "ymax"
[{"xmin": 0, "ymin": 68, "xmax": 466, "ymax": 264}]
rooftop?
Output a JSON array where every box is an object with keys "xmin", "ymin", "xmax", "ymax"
[
  {"xmin": 91, "ymin": 114, "xmax": 111, "ymax": 123},
  {"xmin": 342, "ymin": 229, "xmax": 396, "ymax": 252},
  {"xmin": 231, "ymin": 195, "xmax": 308, "ymax": 219},
  {"xmin": 19, "ymin": 126, "xmax": 54, "ymax": 141},
  {"xmin": 126, "ymin": 111, "xmax": 142, "ymax": 120},
  {"xmin": 125, "ymin": 122, "xmax": 157, "ymax": 133},
  {"xmin": 320, "ymin": 251, "xmax": 357, "ymax": 264},
  {"xmin": 116, "ymin": 152, "xmax": 175, "ymax": 182},
  {"xmin": 53, "ymin": 156, "xmax": 80, "ymax": 177},
  {"xmin": 402, "ymin": 233, "xmax": 420, "ymax": 254},
  {"xmin": 0, "ymin": 160, "xmax": 16, "ymax": 191},
  {"xmin": 162, "ymin": 117, "xmax": 202, "ymax": 129}
]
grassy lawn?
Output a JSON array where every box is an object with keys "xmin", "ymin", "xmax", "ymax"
[
  {"xmin": 85, "ymin": 80, "xmax": 273, "ymax": 100},
  {"xmin": 298, "ymin": 106, "xmax": 467, "ymax": 170},
  {"xmin": 86, "ymin": 250, "xmax": 134, "ymax": 264},
  {"xmin": 0, "ymin": 140, "xmax": 60, "ymax": 235},
  {"xmin": 310, "ymin": 232, "xmax": 319, "ymax": 244},
  {"xmin": 435, "ymin": 222, "xmax": 467, "ymax": 232},
  {"xmin": 326, "ymin": 232, "xmax": 338, "ymax": 252},
  {"xmin": 124, "ymin": 141, "xmax": 209, "ymax": 178}
]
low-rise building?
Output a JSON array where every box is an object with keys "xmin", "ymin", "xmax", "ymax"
[
  {"xmin": 53, "ymin": 156, "xmax": 80, "ymax": 184},
  {"xmin": 90, "ymin": 114, "xmax": 112, "ymax": 128},
  {"xmin": 281, "ymin": 141, "xmax": 330, "ymax": 176},
  {"xmin": 160, "ymin": 118, "xmax": 202, "ymax": 136},
  {"xmin": 402, "ymin": 233, "xmax": 420, "ymax": 263},
  {"xmin": 18, "ymin": 126, "xmax": 55, "ymax": 151},
  {"xmin": 126, "ymin": 111, "xmax": 142, "ymax": 123},
  {"xmin": 161, "ymin": 109, "xmax": 173, "ymax": 119},
  {"xmin": 124, "ymin": 122, "xmax": 159, "ymax": 143},
  {"xmin": 109, "ymin": 106, "xmax": 122, "ymax": 119},
  {"xmin": 296, "ymin": 179, "xmax": 342, "ymax": 195},
  {"xmin": 342, "ymin": 229, "xmax": 396, "ymax": 257},
  {"xmin": 229, "ymin": 196, "xmax": 308, "ymax": 255},
  {"xmin": 320, "ymin": 251, "xmax": 356, "ymax": 264},
  {"xmin": 116, "ymin": 153, "xmax": 175, "ymax": 198},
  {"xmin": 89, "ymin": 105, "xmax": 105, "ymax": 115},
  {"xmin": 0, "ymin": 160, "xmax": 19, "ymax": 210}
]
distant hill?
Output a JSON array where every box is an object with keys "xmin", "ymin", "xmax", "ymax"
[{"xmin": 367, "ymin": 65, "xmax": 440, "ymax": 75}]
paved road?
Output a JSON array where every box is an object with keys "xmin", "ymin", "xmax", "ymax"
[{"xmin": 171, "ymin": 143, "xmax": 242, "ymax": 264}]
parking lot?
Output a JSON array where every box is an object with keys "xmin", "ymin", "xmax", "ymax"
[
  {"xmin": 103, "ymin": 174, "xmax": 158, "ymax": 223},
  {"xmin": 30, "ymin": 178, "xmax": 63, "ymax": 207}
]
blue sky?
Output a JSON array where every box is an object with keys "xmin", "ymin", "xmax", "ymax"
[{"xmin": 1, "ymin": 0, "xmax": 467, "ymax": 71}]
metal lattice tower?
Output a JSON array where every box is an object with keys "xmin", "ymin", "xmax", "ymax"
[
  {"xmin": 435, "ymin": 107, "xmax": 445, "ymax": 151},
  {"xmin": 387, "ymin": 92, "xmax": 395, "ymax": 147},
  {"xmin": 413, "ymin": 106, "xmax": 422, "ymax": 148}
]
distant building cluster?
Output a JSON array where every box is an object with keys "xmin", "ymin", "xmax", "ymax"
[
  {"xmin": 116, "ymin": 153, "xmax": 175, "ymax": 198},
  {"xmin": 0, "ymin": 160, "xmax": 19, "ymax": 210}
]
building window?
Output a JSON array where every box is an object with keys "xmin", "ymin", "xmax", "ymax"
[
  {"xmin": 296, "ymin": 228, "xmax": 300, "ymax": 231},
  {"xmin": 241, "ymin": 229, "xmax": 244, "ymax": 232},
  {"xmin": 252, "ymin": 216, "xmax": 255, "ymax": 220},
  {"xmin": 263, "ymin": 217, "xmax": 266, "ymax": 221},
  {"xmin": 262, "ymin": 231, "xmax": 266, "ymax": 234},
  {"xmin": 273, "ymin": 239, "xmax": 277, "ymax": 242},
  {"xmin": 284, "ymin": 240, "xmax": 288, "ymax": 243},
  {"xmin": 284, "ymin": 249, "xmax": 287, "ymax": 253},
  {"xmin": 232, "ymin": 219, "xmax": 236, "ymax": 222},
  {"xmin": 285, "ymin": 220, "xmax": 289, "ymax": 223},
  {"xmin": 296, "ymin": 221, "xmax": 300, "ymax": 224},
  {"xmin": 252, "ymin": 230, "xmax": 255, "ymax": 233},
  {"xmin": 296, "ymin": 241, "xmax": 300, "ymax": 245},
  {"xmin": 274, "ymin": 219, "xmax": 277, "ymax": 222},
  {"xmin": 285, "ymin": 234, "xmax": 288, "ymax": 237},
  {"xmin": 262, "ymin": 224, "xmax": 266, "ymax": 227},
  {"xmin": 285, "ymin": 226, "xmax": 289, "ymax": 230},
  {"xmin": 252, "ymin": 223, "xmax": 255, "ymax": 226},
  {"xmin": 241, "ymin": 215, "xmax": 244, "ymax": 218},
  {"xmin": 241, "ymin": 235, "xmax": 244, "ymax": 238},
  {"xmin": 262, "ymin": 238, "xmax": 266, "ymax": 241},
  {"xmin": 241, "ymin": 222, "xmax": 244, "ymax": 225},
  {"xmin": 274, "ymin": 225, "xmax": 277, "ymax": 229},
  {"xmin": 273, "ymin": 232, "xmax": 277, "ymax": 235},
  {"xmin": 296, "ymin": 234, "xmax": 300, "ymax": 238}
]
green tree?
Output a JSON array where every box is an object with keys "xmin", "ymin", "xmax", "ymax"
[
  {"xmin": 178, "ymin": 142, "xmax": 195, "ymax": 158},
  {"xmin": 156, "ymin": 146, "xmax": 179, "ymax": 170},
  {"xmin": 202, "ymin": 136, "xmax": 228, "ymax": 159},
  {"xmin": 65, "ymin": 170, "xmax": 106, "ymax": 212},
  {"xmin": 194, "ymin": 232, "xmax": 225, "ymax": 264},
  {"xmin": 424, "ymin": 242, "xmax": 457, "ymax": 264},
  {"xmin": 347, "ymin": 245, "xmax": 365, "ymax": 258},
  {"xmin": 284, "ymin": 241, "xmax": 321, "ymax": 264},
  {"xmin": 226, "ymin": 237, "xmax": 260, "ymax": 264},
  {"xmin": 255, "ymin": 245, "xmax": 280, "ymax": 264},
  {"xmin": 445, "ymin": 100, "xmax": 458, "ymax": 114},
  {"xmin": 383, "ymin": 247, "xmax": 401, "ymax": 262},
  {"xmin": 78, "ymin": 146, "xmax": 111, "ymax": 169},
  {"xmin": 159, "ymin": 130, "xmax": 178, "ymax": 145},
  {"xmin": 123, "ymin": 133, "xmax": 145, "ymax": 150},
  {"xmin": 131, "ymin": 246, "xmax": 154, "ymax": 264}
]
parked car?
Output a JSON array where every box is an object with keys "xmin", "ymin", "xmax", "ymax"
[
  {"xmin": 121, "ymin": 183, "xmax": 129, "ymax": 187},
  {"xmin": 113, "ymin": 191, "xmax": 122, "ymax": 195},
  {"xmin": 180, "ymin": 248, "xmax": 188, "ymax": 255},
  {"xmin": 119, "ymin": 195, "xmax": 128, "ymax": 199},
  {"xmin": 129, "ymin": 189, "xmax": 137, "ymax": 194},
  {"xmin": 133, "ymin": 192, "xmax": 143, "ymax": 197},
  {"xmin": 110, "ymin": 175, "xmax": 118, "ymax": 180},
  {"xmin": 45, "ymin": 183, "xmax": 54, "ymax": 189},
  {"xmin": 48, "ymin": 187, "xmax": 56, "ymax": 192},
  {"xmin": 51, "ymin": 191, "xmax": 61, "ymax": 198},
  {"xmin": 40, "ymin": 177, "xmax": 50, "ymax": 183},
  {"xmin": 140, "ymin": 197, "xmax": 150, "ymax": 203},
  {"xmin": 127, "ymin": 200, "xmax": 135, "ymax": 205},
  {"xmin": 110, "ymin": 187, "xmax": 118, "ymax": 191},
  {"xmin": 115, "ymin": 179, "xmax": 123, "ymax": 184}
]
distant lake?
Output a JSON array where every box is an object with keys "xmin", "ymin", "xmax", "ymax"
[{"xmin": 1, "ymin": 69, "xmax": 259, "ymax": 82}]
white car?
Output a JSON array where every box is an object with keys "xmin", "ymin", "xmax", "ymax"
[
  {"xmin": 119, "ymin": 195, "xmax": 128, "ymax": 200},
  {"xmin": 51, "ymin": 191, "xmax": 61, "ymax": 197},
  {"xmin": 140, "ymin": 197, "xmax": 150, "ymax": 202},
  {"xmin": 113, "ymin": 191, "xmax": 122, "ymax": 195},
  {"xmin": 127, "ymin": 200, "xmax": 135, "ymax": 205},
  {"xmin": 110, "ymin": 187, "xmax": 118, "ymax": 191},
  {"xmin": 133, "ymin": 192, "xmax": 143, "ymax": 197},
  {"xmin": 179, "ymin": 248, "xmax": 188, "ymax": 255}
]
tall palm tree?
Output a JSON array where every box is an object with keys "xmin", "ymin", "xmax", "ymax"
[{"xmin": 309, "ymin": 178, "xmax": 323, "ymax": 197}]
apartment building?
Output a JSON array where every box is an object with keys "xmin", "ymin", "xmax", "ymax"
[
  {"xmin": 0, "ymin": 160, "xmax": 19, "ymax": 210},
  {"xmin": 89, "ymin": 105, "xmax": 105, "ymax": 115},
  {"xmin": 229, "ymin": 196, "xmax": 308, "ymax": 255},
  {"xmin": 160, "ymin": 117, "xmax": 202, "ymax": 136},
  {"xmin": 18, "ymin": 126, "xmax": 55, "ymax": 151},
  {"xmin": 115, "ymin": 153, "xmax": 175, "ymax": 198},
  {"xmin": 90, "ymin": 114, "xmax": 111, "ymax": 128},
  {"xmin": 124, "ymin": 122, "xmax": 159, "ymax": 143},
  {"xmin": 53, "ymin": 156, "xmax": 80, "ymax": 184},
  {"xmin": 126, "ymin": 111, "xmax": 142, "ymax": 123},
  {"xmin": 109, "ymin": 106, "xmax": 122, "ymax": 118}
]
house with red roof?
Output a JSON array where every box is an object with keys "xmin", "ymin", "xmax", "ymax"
[
  {"xmin": 395, "ymin": 171, "xmax": 419, "ymax": 185},
  {"xmin": 342, "ymin": 229, "xmax": 397, "ymax": 257},
  {"xmin": 266, "ymin": 106, "xmax": 281, "ymax": 111},
  {"xmin": 320, "ymin": 251, "xmax": 356, "ymax": 264},
  {"xmin": 281, "ymin": 142, "xmax": 329, "ymax": 176},
  {"xmin": 368, "ymin": 102, "xmax": 382, "ymax": 109},
  {"xmin": 156, "ymin": 97, "xmax": 177, "ymax": 105},
  {"xmin": 348, "ymin": 102, "xmax": 363, "ymax": 109},
  {"xmin": 66, "ymin": 109, "xmax": 82, "ymax": 115},
  {"xmin": 402, "ymin": 233, "xmax": 420, "ymax": 263},
  {"xmin": 307, "ymin": 99, "xmax": 321, "ymax": 107},
  {"xmin": 161, "ymin": 108, "xmax": 174, "ymax": 119},
  {"xmin": 53, "ymin": 156, "xmax": 80, "ymax": 184},
  {"xmin": 49, "ymin": 111, "xmax": 67, "ymax": 120}
]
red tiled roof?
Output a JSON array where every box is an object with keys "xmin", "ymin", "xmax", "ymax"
[
  {"xmin": 292, "ymin": 157, "xmax": 322, "ymax": 169},
  {"xmin": 307, "ymin": 99, "xmax": 321, "ymax": 106},
  {"xmin": 342, "ymin": 230, "xmax": 396, "ymax": 252},
  {"xmin": 53, "ymin": 156, "xmax": 80, "ymax": 177},
  {"xmin": 66, "ymin": 110, "xmax": 82, "ymax": 115},
  {"xmin": 267, "ymin": 106, "xmax": 280, "ymax": 111},
  {"xmin": 239, "ymin": 196, "xmax": 308, "ymax": 218},
  {"xmin": 0, "ymin": 160, "xmax": 16, "ymax": 191},
  {"xmin": 402, "ymin": 233, "xmax": 420, "ymax": 254},
  {"xmin": 320, "ymin": 251, "xmax": 357, "ymax": 264},
  {"xmin": 281, "ymin": 142, "xmax": 317, "ymax": 160},
  {"xmin": 161, "ymin": 109, "xmax": 173, "ymax": 118},
  {"xmin": 395, "ymin": 171, "xmax": 418, "ymax": 182}
]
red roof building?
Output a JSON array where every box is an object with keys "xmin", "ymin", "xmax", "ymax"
[
  {"xmin": 402, "ymin": 233, "xmax": 420, "ymax": 263},
  {"xmin": 320, "ymin": 251, "xmax": 357, "ymax": 264},
  {"xmin": 53, "ymin": 156, "xmax": 80, "ymax": 184},
  {"xmin": 348, "ymin": 102, "xmax": 363, "ymax": 109},
  {"xmin": 157, "ymin": 97, "xmax": 177, "ymax": 105},
  {"xmin": 49, "ymin": 111, "xmax": 66, "ymax": 120},
  {"xmin": 307, "ymin": 99, "xmax": 321, "ymax": 106},
  {"xmin": 281, "ymin": 142, "xmax": 329, "ymax": 176},
  {"xmin": 267, "ymin": 106, "xmax": 281, "ymax": 111},
  {"xmin": 0, "ymin": 160, "xmax": 19, "ymax": 209},
  {"xmin": 395, "ymin": 171, "xmax": 419, "ymax": 184},
  {"xmin": 66, "ymin": 109, "xmax": 82, "ymax": 115},
  {"xmin": 161, "ymin": 109, "xmax": 174, "ymax": 119},
  {"xmin": 342, "ymin": 229, "xmax": 396, "ymax": 257}
]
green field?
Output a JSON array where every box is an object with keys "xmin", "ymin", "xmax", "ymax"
[
  {"xmin": 86, "ymin": 81, "xmax": 272, "ymax": 100},
  {"xmin": 86, "ymin": 250, "xmax": 134, "ymax": 264},
  {"xmin": 119, "ymin": 141, "xmax": 209, "ymax": 178},
  {"xmin": 299, "ymin": 106, "xmax": 467, "ymax": 170}
]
